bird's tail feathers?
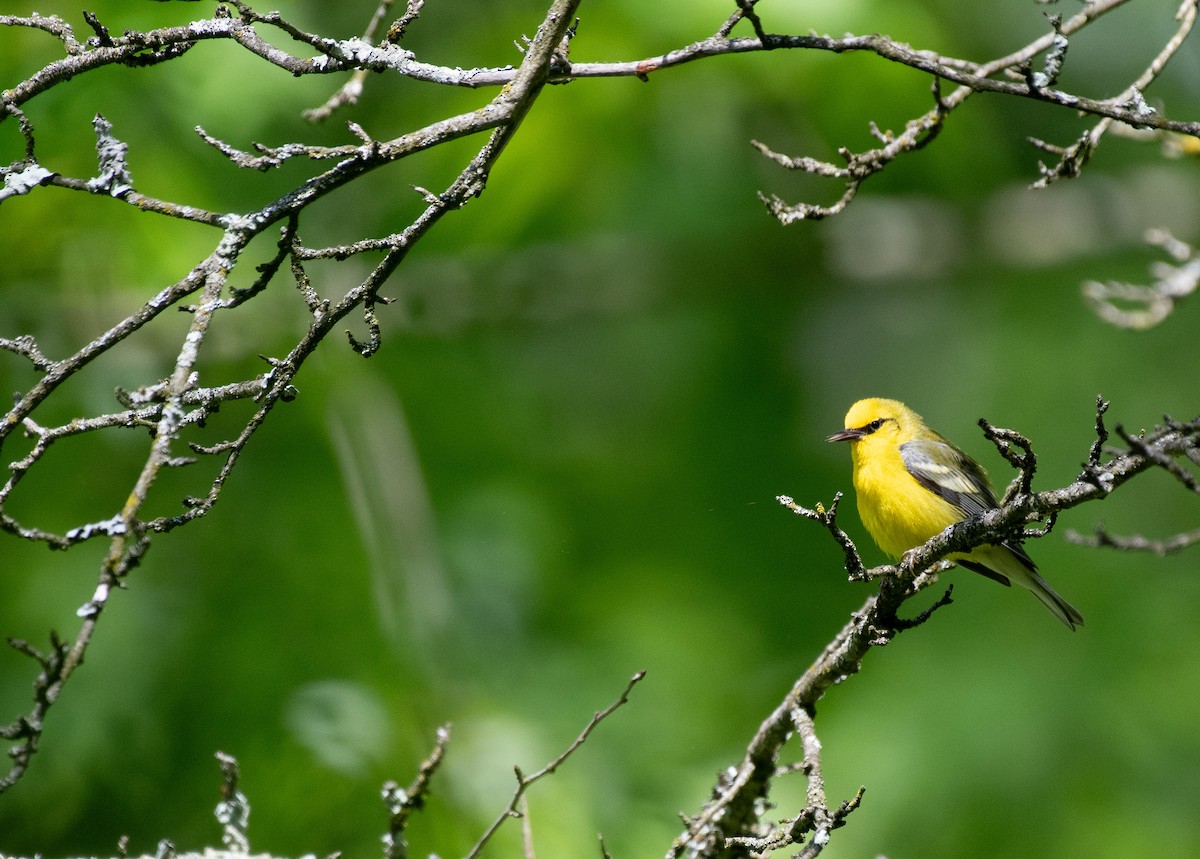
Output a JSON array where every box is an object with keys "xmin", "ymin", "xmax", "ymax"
[
  {"xmin": 958, "ymin": 545, "xmax": 1085, "ymax": 631},
  {"xmin": 1024, "ymin": 568, "xmax": 1085, "ymax": 631}
]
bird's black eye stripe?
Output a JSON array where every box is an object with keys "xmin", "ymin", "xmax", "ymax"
[{"xmin": 863, "ymin": 418, "xmax": 889, "ymax": 434}]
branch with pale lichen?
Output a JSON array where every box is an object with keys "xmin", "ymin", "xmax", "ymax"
[
  {"xmin": 1031, "ymin": 0, "xmax": 1197, "ymax": 189},
  {"xmin": 2, "ymin": 0, "xmax": 1197, "ymax": 818},
  {"xmin": 0, "ymin": 0, "xmax": 582, "ymax": 794},
  {"xmin": 669, "ymin": 398, "xmax": 1199, "ymax": 858},
  {"xmin": 1064, "ymin": 523, "xmax": 1200, "ymax": 555},
  {"xmin": 3, "ymin": 0, "xmax": 1197, "ymax": 227},
  {"xmin": 1082, "ymin": 229, "xmax": 1200, "ymax": 329},
  {"xmin": 756, "ymin": 0, "xmax": 1198, "ymax": 221},
  {"xmin": 382, "ymin": 724, "xmax": 451, "ymax": 859},
  {"xmin": 10, "ymin": 676, "xmax": 639, "ymax": 859}
]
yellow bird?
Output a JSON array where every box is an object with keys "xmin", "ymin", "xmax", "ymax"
[{"xmin": 828, "ymin": 398, "xmax": 1084, "ymax": 630}]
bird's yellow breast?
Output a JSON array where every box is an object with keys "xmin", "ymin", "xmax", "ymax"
[{"xmin": 850, "ymin": 437, "xmax": 964, "ymax": 558}]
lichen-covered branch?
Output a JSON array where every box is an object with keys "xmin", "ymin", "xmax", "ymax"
[
  {"xmin": 1, "ymin": 0, "xmax": 1197, "ymax": 828},
  {"xmin": 0, "ymin": 0, "xmax": 581, "ymax": 794},
  {"xmin": 1083, "ymin": 229, "xmax": 1200, "ymax": 328},
  {"xmin": 755, "ymin": 0, "xmax": 1199, "ymax": 221}
]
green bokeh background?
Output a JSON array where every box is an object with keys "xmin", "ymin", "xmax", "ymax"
[{"xmin": 2, "ymin": 1, "xmax": 1199, "ymax": 857}]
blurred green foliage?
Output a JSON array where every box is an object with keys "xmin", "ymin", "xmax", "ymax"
[{"xmin": 2, "ymin": 1, "xmax": 1199, "ymax": 857}]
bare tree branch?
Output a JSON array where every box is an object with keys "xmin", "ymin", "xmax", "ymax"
[
  {"xmin": 465, "ymin": 670, "xmax": 646, "ymax": 859},
  {"xmin": 382, "ymin": 724, "xmax": 451, "ymax": 859},
  {"xmin": 670, "ymin": 405, "xmax": 1200, "ymax": 858},
  {"xmin": 2, "ymin": 3, "xmax": 1198, "ymax": 849},
  {"xmin": 757, "ymin": 0, "xmax": 1199, "ymax": 220},
  {"xmin": 1083, "ymin": 229, "xmax": 1200, "ymax": 328},
  {"xmin": 0, "ymin": 0, "xmax": 583, "ymax": 794},
  {"xmin": 1064, "ymin": 522, "xmax": 1200, "ymax": 555}
]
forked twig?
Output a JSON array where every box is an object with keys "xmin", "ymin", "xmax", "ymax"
[{"xmin": 464, "ymin": 671, "xmax": 646, "ymax": 859}]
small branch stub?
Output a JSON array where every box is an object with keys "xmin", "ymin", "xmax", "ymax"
[{"xmin": 214, "ymin": 751, "xmax": 251, "ymax": 854}]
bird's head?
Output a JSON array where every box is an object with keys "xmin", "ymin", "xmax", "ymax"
[{"xmin": 827, "ymin": 397, "xmax": 915, "ymax": 447}]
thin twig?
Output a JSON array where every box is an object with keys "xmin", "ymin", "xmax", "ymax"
[
  {"xmin": 464, "ymin": 671, "xmax": 646, "ymax": 859},
  {"xmin": 383, "ymin": 724, "xmax": 451, "ymax": 859},
  {"xmin": 1064, "ymin": 523, "xmax": 1200, "ymax": 555}
]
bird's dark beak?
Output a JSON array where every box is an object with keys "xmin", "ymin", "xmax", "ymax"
[{"xmin": 826, "ymin": 428, "xmax": 863, "ymax": 443}]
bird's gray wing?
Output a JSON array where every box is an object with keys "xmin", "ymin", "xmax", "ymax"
[
  {"xmin": 901, "ymin": 438, "xmax": 1038, "ymax": 578},
  {"xmin": 899, "ymin": 438, "xmax": 998, "ymax": 518}
]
